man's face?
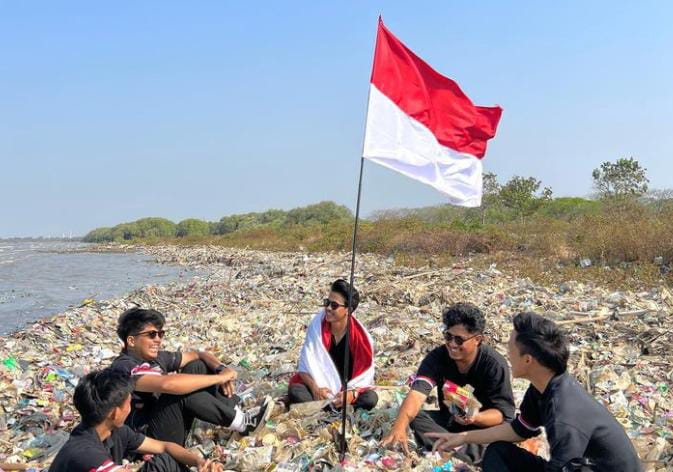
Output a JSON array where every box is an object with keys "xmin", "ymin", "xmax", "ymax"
[
  {"xmin": 324, "ymin": 291, "xmax": 349, "ymax": 324},
  {"xmin": 443, "ymin": 324, "xmax": 481, "ymax": 362},
  {"xmin": 127, "ymin": 322, "xmax": 163, "ymax": 360},
  {"xmin": 507, "ymin": 330, "xmax": 527, "ymax": 378}
]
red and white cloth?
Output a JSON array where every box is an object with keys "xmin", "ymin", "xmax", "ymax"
[
  {"xmin": 290, "ymin": 310, "xmax": 375, "ymax": 395},
  {"xmin": 363, "ymin": 19, "xmax": 502, "ymax": 206}
]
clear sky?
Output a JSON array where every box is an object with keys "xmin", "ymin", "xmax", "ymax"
[{"xmin": 2, "ymin": 1, "xmax": 672, "ymax": 237}]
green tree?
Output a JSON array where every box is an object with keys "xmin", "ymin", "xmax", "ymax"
[
  {"xmin": 592, "ymin": 157, "xmax": 649, "ymax": 199},
  {"xmin": 285, "ymin": 201, "xmax": 352, "ymax": 225},
  {"xmin": 82, "ymin": 227, "xmax": 114, "ymax": 242},
  {"xmin": 111, "ymin": 222, "xmax": 140, "ymax": 241},
  {"xmin": 133, "ymin": 217, "xmax": 177, "ymax": 238},
  {"xmin": 499, "ymin": 176, "xmax": 552, "ymax": 222},
  {"xmin": 176, "ymin": 218, "xmax": 211, "ymax": 237},
  {"xmin": 480, "ymin": 171, "xmax": 501, "ymax": 224}
]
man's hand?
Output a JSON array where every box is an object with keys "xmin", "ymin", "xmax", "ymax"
[
  {"xmin": 425, "ymin": 431, "xmax": 466, "ymax": 452},
  {"xmin": 216, "ymin": 368, "xmax": 237, "ymax": 397},
  {"xmin": 453, "ymin": 411, "xmax": 479, "ymax": 426},
  {"xmin": 198, "ymin": 460, "xmax": 224, "ymax": 472},
  {"xmin": 216, "ymin": 367, "xmax": 237, "ymax": 383},
  {"xmin": 220, "ymin": 380, "xmax": 235, "ymax": 397},
  {"xmin": 381, "ymin": 425, "xmax": 410, "ymax": 456},
  {"xmin": 312, "ymin": 387, "xmax": 332, "ymax": 401},
  {"xmin": 332, "ymin": 390, "xmax": 355, "ymax": 408}
]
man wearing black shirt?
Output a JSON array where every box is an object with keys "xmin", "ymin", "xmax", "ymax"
[
  {"xmin": 49, "ymin": 369, "xmax": 215, "ymax": 472},
  {"xmin": 382, "ymin": 303, "xmax": 515, "ymax": 463},
  {"xmin": 288, "ymin": 279, "xmax": 378, "ymax": 410},
  {"xmin": 428, "ymin": 312, "xmax": 642, "ymax": 471},
  {"xmin": 110, "ymin": 307, "xmax": 271, "ymax": 446}
]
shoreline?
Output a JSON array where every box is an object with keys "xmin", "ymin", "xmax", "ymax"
[{"xmin": 0, "ymin": 245, "xmax": 671, "ymax": 470}]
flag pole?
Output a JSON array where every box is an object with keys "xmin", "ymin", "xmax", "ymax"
[
  {"xmin": 339, "ymin": 154, "xmax": 365, "ymax": 462},
  {"xmin": 339, "ymin": 19, "xmax": 378, "ymax": 460}
]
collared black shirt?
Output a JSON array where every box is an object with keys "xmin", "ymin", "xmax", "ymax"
[
  {"xmin": 110, "ymin": 350, "xmax": 182, "ymax": 429},
  {"xmin": 329, "ymin": 334, "xmax": 354, "ymax": 382},
  {"xmin": 411, "ymin": 344, "xmax": 515, "ymax": 421},
  {"xmin": 49, "ymin": 423, "xmax": 144, "ymax": 472},
  {"xmin": 511, "ymin": 373, "xmax": 642, "ymax": 471}
]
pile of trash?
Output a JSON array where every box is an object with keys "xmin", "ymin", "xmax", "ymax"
[{"xmin": 0, "ymin": 246, "xmax": 671, "ymax": 471}]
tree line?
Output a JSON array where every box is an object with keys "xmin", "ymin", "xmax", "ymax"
[
  {"xmin": 83, "ymin": 201, "xmax": 353, "ymax": 242},
  {"xmin": 84, "ymin": 157, "xmax": 663, "ymax": 243}
]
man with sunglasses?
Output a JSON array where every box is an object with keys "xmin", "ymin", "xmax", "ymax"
[
  {"xmin": 110, "ymin": 307, "xmax": 272, "ymax": 447},
  {"xmin": 287, "ymin": 279, "xmax": 378, "ymax": 410},
  {"xmin": 381, "ymin": 303, "xmax": 514, "ymax": 464}
]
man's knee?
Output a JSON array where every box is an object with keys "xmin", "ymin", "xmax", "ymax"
[
  {"xmin": 408, "ymin": 410, "xmax": 430, "ymax": 432},
  {"xmin": 483, "ymin": 441, "xmax": 515, "ymax": 470},
  {"xmin": 288, "ymin": 383, "xmax": 312, "ymax": 404},
  {"xmin": 140, "ymin": 453, "xmax": 190, "ymax": 472},
  {"xmin": 356, "ymin": 390, "xmax": 378, "ymax": 410},
  {"xmin": 180, "ymin": 359, "xmax": 208, "ymax": 374}
]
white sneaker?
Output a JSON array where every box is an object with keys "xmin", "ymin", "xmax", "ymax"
[{"xmin": 241, "ymin": 395, "xmax": 273, "ymax": 436}]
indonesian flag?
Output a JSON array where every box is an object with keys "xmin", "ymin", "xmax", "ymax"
[
  {"xmin": 289, "ymin": 310, "xmax": 375, "ymax": 395},
  {"xmin": 363, "ymin": 19, "xmax": 502, "ymax": 207}
]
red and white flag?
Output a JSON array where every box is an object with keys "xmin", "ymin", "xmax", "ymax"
[{"xmin": 363, "ymin": 19, "xmax": 502, "ymax": 206}]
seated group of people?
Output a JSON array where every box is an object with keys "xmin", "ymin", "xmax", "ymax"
[{"xmin": 50, "ymin": 279, "xmax": 642, "ymax": 472}]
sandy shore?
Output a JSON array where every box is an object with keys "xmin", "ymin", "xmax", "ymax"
[{"xmin": 0, "ymin": 245, "xmax": 671, "ymax": 470}]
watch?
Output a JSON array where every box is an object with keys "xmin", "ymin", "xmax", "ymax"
[{"xmin": 214, "ymin": 364, "xmax": 227, "ymax": 374}]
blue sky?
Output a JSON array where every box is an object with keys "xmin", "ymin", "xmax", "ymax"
[{"xmin": 2, "ymin": 2, "xmax": 672, "ymax": 237}]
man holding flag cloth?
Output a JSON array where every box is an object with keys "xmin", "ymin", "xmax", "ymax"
[{"xmin": 287, "ymin": 279, "xmax": 377, "ymax": 410}]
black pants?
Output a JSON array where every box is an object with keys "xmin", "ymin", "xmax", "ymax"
[
  {"xmin": 146, "ymin": 360, "xmax": 241, "ymax": 446},
  {"xmin": 287, "ymin": 383, "xmax": 378, "ymax": 410},
  {"xmin": 482, "ymin": 441, "xmax": 546, "ymax": 471},
  {"xmin": 410, "ymin": 409, "xmax": 486, "ymax": 464},
  {"xmin": 139, "ymin": 453, "xmax": 190, "ymax": 472}
]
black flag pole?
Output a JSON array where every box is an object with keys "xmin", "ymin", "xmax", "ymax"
[
  {"xmin": 339, "ymin": 22, "xmax": 377, "ymax": 459},
  {"xmin": 339, "ymin": 155, "xmax": 365, "ymax": 461}
]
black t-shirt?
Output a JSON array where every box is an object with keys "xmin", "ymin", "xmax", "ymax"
[
  {"xmin": 411, "ymin": 344, "xmax": 515, "ymax": 421},
  {"xmin": 49, "ymin": 423, "xmax": 145, "ymax": 472},
  {"xmin": 511, "ymin": 373, "xmax": 642, "ymax": 471},
  {"xmin": 329, "ymin": 334, "xmax": 354, "ymax": 382},
  {"xmin": 110, "ymin": 350, "xmax": 182, "ymax": 429}
]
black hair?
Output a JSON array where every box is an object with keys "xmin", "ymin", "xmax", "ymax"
[
  {"xmin": 330, "ymin": 279, "xmax": 360, "ymax": 311},
  {"xmin": 442, "ymin": 303, "xmax": 485, "ymax": 334},
  {"xmin": 73, "ymin": 369, "xmax": 134, "ymax": 427},
  {"xmin": 116, "ymin": 307, "xmax": 165, "ymax": 346},
  {"xmin": 513, "ymin": 312, "xmax": 569, "ymax": 375}
]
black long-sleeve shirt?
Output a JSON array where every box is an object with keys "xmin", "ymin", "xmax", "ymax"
[{"xmin": 511, "ymin": 373, "xmax": 642, "ymax": 471}]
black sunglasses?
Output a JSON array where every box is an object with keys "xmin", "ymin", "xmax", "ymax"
[
  {"xmin": 443, "ymin": 330, "xmax": 479, "ymax": 346},
  {"xmin": 133, "ymin": 329, "xmax": 166, "ymax": 340},
  {"xmin": 323, "ymin": 298, "xmax": 348, "ymax": 310}
]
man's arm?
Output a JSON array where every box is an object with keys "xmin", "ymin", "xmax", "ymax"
[
  {"xmin": 545, "ymin": 422, "xmax": 592, "ymax": 470},
  {"xmin": 380, "ymin": 389, "xmax": 427, "ymax": 455},
  {"xmin": 136, "ymin": 437, "xmax": 204, "ymax": 468},
  {"xmin": 455, "ymin": 407, "xmax": 504, "ymax": 428},
  {"xmin": 134, "ymin": 370, "xmax": 235, "ymax": 395},
  {"xmin": 180, "ymin": 350, "xmax": 223, "ymax": 371},
  {"xmin": 298, "ymin": 372, "xmax": 331, "ymax": 400},
  {"xmin": 427, "ymin": 422, "xmax": 524, "ymax": 451}
]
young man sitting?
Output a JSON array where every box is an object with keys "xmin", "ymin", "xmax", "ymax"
[
  {"xmin": 49, "ymin": 368, "xmax": 220, "ymax": 472},
  {"xmin": 428, "ymin": 312, "xmax": 642, "ymax": 471},
  {"xmin": 287, "ymin": 279, "xmax": 378, "ymax": 410},
  {"xmin": 382, "ymin": 303, "xmax": 514, "ymax": 464},
  {"xmin": 110, "ymin": 307, "xmax": 271, "ymax": 446}
]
